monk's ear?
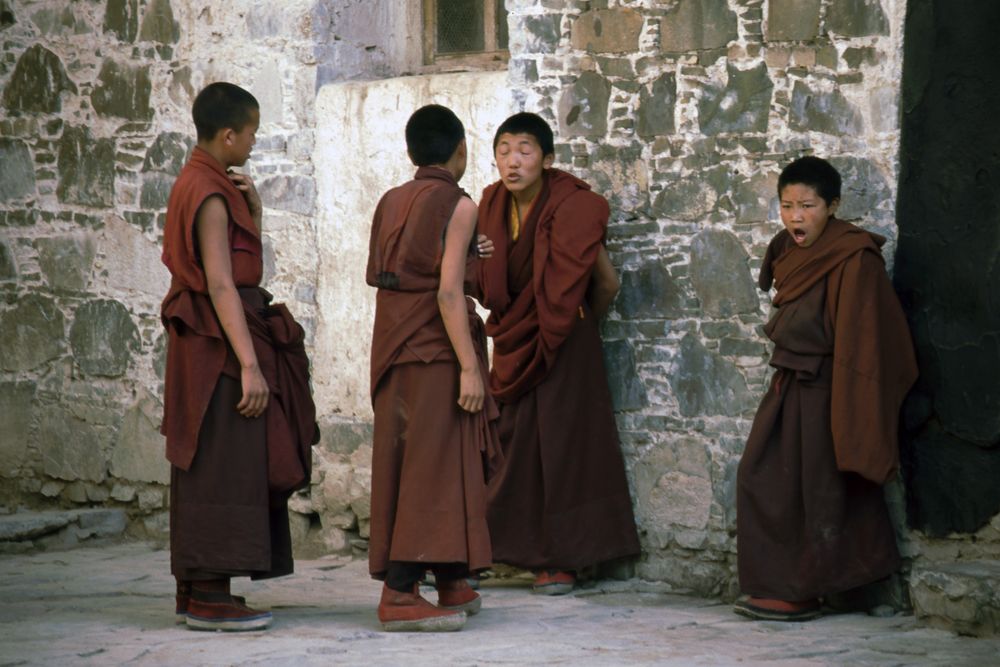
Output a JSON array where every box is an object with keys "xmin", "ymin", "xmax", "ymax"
[
  {"xmin": 543, "ymin": 153, "xmax": 555, "ymax": 169},
  {"xmin": 222, "ymin": 128, "xmax": 235, "ymax": 146},
  {"xmin": 828, "ymin": 197, "xmax": 841, "ymax": 216}
]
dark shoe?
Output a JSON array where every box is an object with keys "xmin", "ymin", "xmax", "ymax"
[
  {"xmin": 733, "ymin": 597, "xmax": 822, "ymax": 622},
  {"xmin": 185, "ymin": 590, "xmax": 272, "ymax": 632},
  {"xmin": 533, "ymin": 571, "xmax": 575, "ymax": 596},
  {"xmin": 436, "ymin": 577, "xmax": 482, "ymax": 615},
  {"xmin": 378, "ymin": 584, "xmax": 466, "ymax": 632},
  {"xmin": 176, "ymin": 582, "xmax": 247, "ymax": 623}
]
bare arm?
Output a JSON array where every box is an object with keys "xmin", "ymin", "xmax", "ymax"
[
  {"xmin": 196, "ymin": 195, "xmax": 269, "ymax": 418},
  {"xmin": 438, "ymin": 197, "xmax": 484, "ymax": 413},
  {"xmin": 588, "ymin": 244, "xmax": 620, "ymax": 319}
]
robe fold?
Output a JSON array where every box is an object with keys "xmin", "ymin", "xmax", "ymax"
[
  {"xmin": 737, "ymin": 218, "xmax": 918, "ymax": 601},
  {"xmin": 366, "ymin": 167, "xmax": 498, "ymax": 579},
  {"xmin": 161, "ymin": 146, "xmax": 316, "ymax": 580},
  {"xmin": 477, "ymin": 169, "xmax": 640, "ymax": 571}
]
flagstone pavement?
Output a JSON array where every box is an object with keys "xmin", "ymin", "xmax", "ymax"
[{"xmin": 1, "ymin": 543, "xmax": 998, "ymax": 666}]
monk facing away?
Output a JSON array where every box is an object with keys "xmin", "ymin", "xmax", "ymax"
[
  {"xmin": 734, "ymin": 156, "xmax": 918, "ymax": 622},
  {"xmin": 161, "ymin": 82, "xmax": 317, "ymax": 631},
  {"xmin": 477, "ymin": 112, "xmax": 640, "ymax": 594},
  {"xmin": 365, "ymin": 104, "xmax": 500, "ymax": 632}
]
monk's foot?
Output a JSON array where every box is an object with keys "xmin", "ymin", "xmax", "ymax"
[
  {"xmin": 436, "ymin": 577, "xmax": 482, "ymax": 615},
  {"xmin": 532, "ymin": 570, "xmax": 575, "ymax": 596},
  {"xmin": 378, "ymin": 583, "xmax": 466, "ymax": 632},
  {"xmin": 733, "ymin": 596, "xmax": 822, "ymax": 622},
  {"xmin": 185, "ymin": 587, "xmax": 272, "ymax": 632},
  {"xmin": 175, "ymin": 581, "xmax": 247, "ymax": 623}
]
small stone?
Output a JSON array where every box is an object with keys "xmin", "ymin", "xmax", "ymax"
[
  {"xmin": 520, "ymin": 14, "xmax": 561, "ymax": 54},
  {"xmin": 602, "ymin": 339, "xmax": 648, "ymax": 411},
  {"xmin": 571, "ymin": 8, "xmax": 643, "ymax": 54},
  {"xmin": 830, "ymin": 156, "xmax": 892, "ymax": 221},
  {"xmin": 30, "ymin": 6, "xmax": 91, "ymax": 36},
  {"xmin": 826, "ymin": 0, "xmax": 890, "ymax": 37},
  {"xmin": 138, "ymin": 0, "xmax": 179, "ymax": 44},
  {"xmin": 142, "ymin": 131, "xmax": 191, "ymax": 175},
  {"xmin": 40, "ymin": 481, "xmax": 64, "ymax": 498},
  {"xmin": 765, "ymin": 0, "xmax": 821, "ymax": 41},
  {"xmin": 256, "ymin": 175, "xmax": 316, "ymax": 216},
  {"xmin": 637, "ymin": 73, "xmax": 677, "ymax": 137},
  {"xmin": 0, "ymin": 382, "xmax": 34, "ymax": 477},
  {"xmin": 870, "ymin": 604, "xmax": 896, "ymax": 617},
  {"xmin": 139, "ymin": 172, "xmax": 173, "ymax": 210},
  {"xmin": 690, "ymin": 229, "xmax": 759, "ymax": 317},
  {"xmin": 789, "ymin": 80, "xmax": 864, "ymax": 137},
  {"xmin": 0, "ymin": 0, "xmax": 15, "ymax": 30},
  {"xmin": 616, "ymin": 261, "xmax": 686, "ymax": 320},
  {"xmin": 668, "ymin": 333, "xmax": 755, "ymax": 417},
  {"xmin": 0, "ymin": 138, "xmax": 36, "ymax": 202},
  {"xmin": 137, "ymin": 488, "xmax": 163, "ymax": 510},
  {"xmin": 0, "ymin": 240, "xmax": 15, "ymax": 282},
  {"xmin": 34, "ymin": 233, "xmax": 95, "ymax": 293},
  {"xmin": 104, "ymin": 0, "xmax": 139, "ymax": 42},
  {"xmin": 143, "ymin": 511, "xmax": 170, "ymax": 538},
  {"xmin": 110, "ymin": 484, "xmax": 137, "ymax": 502},
  {"xmin": 660, "ymin": 0, "xmax": 738, "ymax": 53},
  {"xmin": 69, "ymin": 299, "xmax": 141, "ymax": 377},
  {"xmin": 110, "ymin": 389, "xmax": 169, "ymax": 484},
  {"xmin": 698, "ymin": 62, "xmax": 773, "ymax": 136},
  {"xmin": 0, "ymin": 296, "xmax": 65, "ymax": 371},
  {"xmin": 86, "ymin": 485, "xmax": 110, "ymax": 502},
  {"xmin": 62, "ymin": 482, "xmax": 89, "ymax": 503},
  {"xmin": 91, "ymin": 59, "xmax": 152, "ymax": 120},
  {"xmin": 2, "ymin": 44, "xmax": 77, "ymax": 113},
  {"xmin": 57, "ymin": 126, "xmax": 115, "ymax": 208}
]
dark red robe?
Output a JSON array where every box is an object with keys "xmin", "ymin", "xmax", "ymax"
[
  {"xmin": 737, "ymin": 218, "xmax": 918, "ymax": 600},
  {"xmin": 366, "ymin": 167, "xmax": 499, "ymax": 579},
  {"xmin": 161, "ymin": 147, "xmax": 316, "ymax": 580},
  {"xmin": 477, "ymin": 169, "xmax": 640, "ymax": 571}
]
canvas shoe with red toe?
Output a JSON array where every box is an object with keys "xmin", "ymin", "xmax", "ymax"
[
  {"xmin": 533, "ymin": 571, "xmax": 575, "ymax": 596},
  {"xmin": 378, "ymin": 583, "xmax": 466, "ymax": 632}
]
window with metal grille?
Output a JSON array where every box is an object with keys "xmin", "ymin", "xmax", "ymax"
[{"xmin": 424, "ymin": 0, "xmax": 509, "ymax": 67}]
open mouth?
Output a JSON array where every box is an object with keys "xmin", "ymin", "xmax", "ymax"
[{"xmin": 791, "ymin": 229, "xmax": 807, "ymax": 243}]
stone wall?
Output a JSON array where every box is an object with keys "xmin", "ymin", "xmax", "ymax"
[
  {"xmin": 500, "ymin": 0, "xmax": 907, "ymax": 597},
  {"xmin": 0, "ymin": 0, "xmax": 321, "ymax": 543}
]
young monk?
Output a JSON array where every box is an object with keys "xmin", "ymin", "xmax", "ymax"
[
  {"xmin": 477, "ymin": 112, "xmax": 640, "ymax": 595},
  {"xmin": 366, "ymin": 104, "xmax": 500, "ymax": 632},
  {"xmin": 734, "ymin": 156, "xmax": 918, "ymax": 621},
  {"xmin": 161, "ymin": 82, "xmax": 317, "ymax": 631}
]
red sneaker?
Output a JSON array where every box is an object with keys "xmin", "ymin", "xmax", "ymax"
[
  {"xmin": 175, "ymin": 582, "xmax": 247, "ymax": 624},
  {"xmin": 533, "ymin": 571, "xmax": 575, "ymax": 596},
  {"xmin": 436, "ymin": 577, "xmax": 482, "ymax": 615},
  {"xmin": 378, "ymin": 583, "xmax": 466, "ymax": 632},
  {"xmin": 185, "ymin": 590, "xmax": 272, "ymax": 632}
]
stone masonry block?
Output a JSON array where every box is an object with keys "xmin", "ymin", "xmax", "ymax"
[
  {"xmin": 0, "ymin": 295, "xmax": 65, "ymax": 371},
  {"xmin": 558, "ymin": 71, "xmax": 611, "ymax": 137},
  {"xmin": 660, "ymin": 0, "xmax": 738, "ymax": 53},
  {"xmin": 766, "ymin": 0, "xmax": 821, "ymax": 42},
  {"xmin": 2, "ymin": 44, "xmax": 77, "ymax": 113},
  {"xmin": 571, "ymin": 9, "xmax": 643, "ymax": 54}
]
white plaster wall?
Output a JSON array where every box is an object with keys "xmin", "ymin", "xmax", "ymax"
[{"xmin": 312, "ymin": 72, "xmax": 514, "ymax": 419}]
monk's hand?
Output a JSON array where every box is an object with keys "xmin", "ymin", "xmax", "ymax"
[
  {"xmin": 476, "ymin": 234, "xmax": 494, "ymax": 259},
  {"xmin": 228, "ymin": 169, "xmax": 263, "ymax": 222},
  {"xmin": 458, "ymin": 366, "xmax": 485, "ymax": 413},
  {"xmin": 237, "ymin": 363, "xmax": 270, "ymax": 418}
]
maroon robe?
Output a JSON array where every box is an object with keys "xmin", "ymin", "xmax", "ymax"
[
  {"xmin": 161, "ymin": 147, "xmax": 317, "ymax": 579},
  {"xmin": 366, "ymin": 167, "xmax": 499, "ymax": 579},
  {"xmin": 477, "ymin": 169, "xmax": 641, "ymax": 571},
  {"xmin": 737, "ymin": 219, "xmax": 918, "ymax": 600}
]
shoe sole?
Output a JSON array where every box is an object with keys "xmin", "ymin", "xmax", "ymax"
[
  {"xmin": 186, "ymin": 612, "xmax": 273, "ymax": 632},
  {"xmin": 732, "ymin": 601, "xmax": 821, "ymax": 622},
  {"xmin": 533, "ymin": 583, "xmax": 574, "ymax": 596},
  {"xmin": 442, "ymin": 596, "xmax": 482, "ymax": 616},
  {"xmin": 381, "ymin": 612, "xmax": 467, "ymax": 632}
]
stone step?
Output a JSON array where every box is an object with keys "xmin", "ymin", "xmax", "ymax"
[
  {"xmin": 910, "ymin": 560, "xmax": 1000, "ymax": 637},
  {"xmin": 0, "ymin": 509, "xmax": 127, "ymax": 553}
]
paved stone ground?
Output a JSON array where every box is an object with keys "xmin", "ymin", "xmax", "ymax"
[{"xmin": 1, "ymin": 543, "xmax": 998, "ymax": 666}]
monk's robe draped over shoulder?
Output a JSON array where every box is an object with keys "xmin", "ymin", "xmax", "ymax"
[
  {"xmin": 760, "ymin": 218, "xmax": 918, "ymax": 485},
  {"xmin": 365, "ymin": 166, "xmax": 499, "ymax": 578},
  {"xmin": 477, "ymin": 169, "xmax": 640, "ymax": 571},
  {"xmin": 160, "ymin": 146, "xmax": 316, "ymax": 493},
  {"xmin": 478, "ymin": 169, "xmax": 609, "ymax": 402}
]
